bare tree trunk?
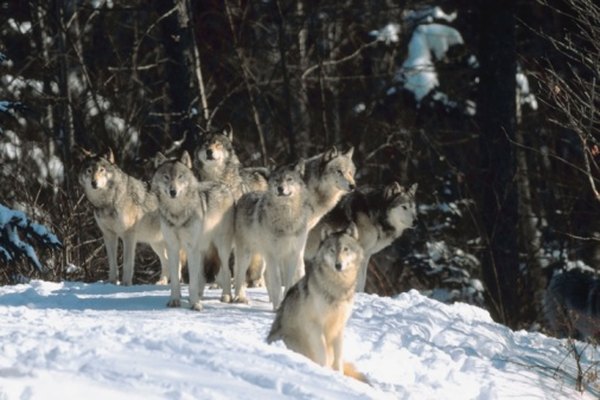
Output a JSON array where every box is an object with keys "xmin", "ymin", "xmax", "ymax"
[
  {"xmin": 186, "ymin": 0, "xmax": 210, "ymax": 126},
  {"xmin": 294, "ymin": 0, "xmax": 311, "ymax": 157}
]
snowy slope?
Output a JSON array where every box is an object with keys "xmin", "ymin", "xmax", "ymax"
[{"xmin": 0, "ymin": 281, "xmax": 597, "ymax": 399}]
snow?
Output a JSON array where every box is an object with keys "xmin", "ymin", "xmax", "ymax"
[{"xmin": 0, "ymin": 280, "xmax": 597, "ymax": 399}]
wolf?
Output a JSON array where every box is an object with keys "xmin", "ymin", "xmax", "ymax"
[
  {"xmin": 305, "ymin": 182, "xmax": 418, "ymax": 292},
  {"xmin": 303, "ymin": 146, "xmax": 356, "ymax": 231},
  {"xmin": 193, "ymin": 126, "xmax": 268, "ymax": 199},
  {"xmin": 78, "ymin": 148, "xmax": 171, "ymax": 286},
  {"xmin": 267, "ymin": 223, "xmax": 368, "ymax": 383},
  {"xmin": 152, "ymin": 151, "xmax": 235, "ymax": 311},
  {"xmin": 233, "ymin": 160, "xmax": 311, "ymax": 310},
  {"xmin": 193, "ymin": 127, "xmax": 269, "ymax": 286},
  {"xmin": 544, "ymin": 268, "xmax": 600, "ymax": 340}
]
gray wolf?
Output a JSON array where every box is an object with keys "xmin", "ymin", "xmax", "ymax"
[
  {"xmin": 233, "ymin": 160, "xmax": 311, "ymax": 310},
  {"xmin": 193, "ymin": 127, "xmax": 268, "ymax": 287},
  {"xmin": 544, "ymin": 268, "xmax": 600, "ymax": 339},
  {"xmin": 303, "ymin": 146, "xmax": 356, "ymax": 231},
  {"xmin": 305, "ymin": 182, "xmax": 418, "ymax": 292},
  {"xmin": 78, "ymin": 148, "xmax": 170, "ymax": 286},
  {"xmin": 152, "ymin": 151, "xmax": 235, "ymax": 310},
  {"xmin": 267, "ymin": 223, "xmax": 368, "ymax": 383},
  {"xmin": 193, "ymin": 126, "xmax": 268, "ymax": 199}
]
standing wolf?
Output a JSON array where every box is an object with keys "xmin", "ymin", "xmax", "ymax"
[
  {"xmin": 267, "ymin": 223, "xmax": 368, "ymax": 383},
  {"xmin": 152, "ymin": 151, "xmax": 235, "ymax": 310},
  {"xmin": 79, "ymin": 148, "xmax": 170, "ymax": 286},
  {"xmin": 305, "ymin": 182, "xmax": 418, "ymax": 292},
  {"xmin": 303, "ymin": 147, "xmax": 356, "ymax": 230},
  {"xmin": 233, "ymin": 160, "xmax": 311, "ymax": 309},
  {"xmin": 544, "ymin": 268, "xmax": 600, "ymax": 339}
]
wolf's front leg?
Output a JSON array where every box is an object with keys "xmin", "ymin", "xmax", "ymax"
[
  {"xmin": 102, "ymin": 230, "xmax": 119, "ymax": 284},
  {"xmin": 233, "ymin": 245, "xmax": 252, "ymax": 304},
  {"xmin": 355, "ymin": 256, "xmax": 370, "ymax": 293},
  {"xmin": 264, "ymin": 255, "xmax": 283, "ymax": 310},
  {"xmin": 166, "ymin": 241, "xmax": 182, "ymax": 308},
  {"xmin": 215, "ymin": 244, "xmax": 232, "ymax": 303},
  {"xmin": 331, "ymin": 333, "xmax": 344, "ymax": 372},
  {"xmin": 121, "ymin": 232, "xmax": 137, "ymax": 286},
  {"xmin": 187, "ymin": 248, "xmax": 203, "ymax": 311}
]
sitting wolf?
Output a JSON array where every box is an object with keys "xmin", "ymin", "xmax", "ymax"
[{"xmin": 267, "ymin": 223, "xmax": 368, "ymax": 383}]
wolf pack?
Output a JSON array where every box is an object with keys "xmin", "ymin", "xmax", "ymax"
[{"xmin": 78, "ymin": 127, "xmax": 418, "ymax": 382}]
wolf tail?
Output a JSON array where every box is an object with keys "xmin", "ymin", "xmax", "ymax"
[{"xmin": 343, "ymin": 362, "xmax": 369, "ymax": 385}]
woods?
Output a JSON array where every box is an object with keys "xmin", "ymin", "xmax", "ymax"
[{"xmin": 0, "ymin": 0, "xmax": 598, "ymax": 331}]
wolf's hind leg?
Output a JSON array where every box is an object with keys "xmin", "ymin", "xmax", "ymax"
[{"xmin": 102, "ymin": 230, "xmax": 119, "ymax": 284}]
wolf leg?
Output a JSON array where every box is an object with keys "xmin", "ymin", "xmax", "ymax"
[
  {"xmin": 165, "ymin": 238, "xmax": 182, "ymax": 308},
  {"xmin": 264, "ymin": 254, "xmax": 283, "ymax": 310},
  {"xmin": 355, "ymin": 257, "xmax": 369, "ymax": 292},
  {"xmin": 215, "ymin": 242, "xmax": 233, "ymax": 303},
  {"xmin": 186, "ymin": 247, "xmax": 203, "ymax": 311},
  {"xmin": 121, "ymin": 232, "xmax": 137, "ymax": 286},
  {"xmin": 102, "ymin": 230, "xmax": 119, "ymax": 284},
  {"xmin": 150, "ymin": 242, "xmax": 169, "ymax": 285},
  {"xmin": 233, "ymin": 245, "xmax": 252, "ymax": 303},
  {"xmin": 331, "ymin": 332, "xmax": 344, "ymax": 372}
]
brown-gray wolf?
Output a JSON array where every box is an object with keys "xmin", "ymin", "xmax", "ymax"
[
  {"xmin": 78, "ymin": 148, "xmax": 170, "ymax": 286},
  {"xmin": 233, "ymin": 160, "xmax": 311, "ymax": 310},
  {"xmin": 544, "ymin": 268, "xmax": 600, "ymax": 340},
  {"xmin": 305, "ymin": 182, "xmax": 418, "ymax": 292},
  {"xmin": 304, "ymin": 146, "xmax": 356, "ymax": 230},
  {"xmin": 152, "ymin": 151, "xmax": 235, "ymax": 311},
  {"xmin": 267, "ymin": 223, "xmax": 368, "ymax": 383}
]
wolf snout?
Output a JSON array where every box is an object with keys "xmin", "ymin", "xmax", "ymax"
[
  {"xmin": 335, "ymin": 262, "xmax": 343, "ymax": 271},
  {"xmin": 169, "ymin": 188, "xmax": 177, "ymax": 198},
  {"xmin": 348, "ymin": 183, "xmax": 356, "ymax": 191},
  {"xmin": 206, "ymin": 149, "xmax": 214, "ymax": 160},
  {"xmin": 91, "ymin": 180, "xmax": 98, "ymax": 189},
  {"xmin": 277, "ymin": 186, "xmax": 287, "ymax": 196}
]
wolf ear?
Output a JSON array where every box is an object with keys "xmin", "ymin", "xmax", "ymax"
[
  {"xmin": 180, "ymin": 151, "xmax": 193, "ymax": 169},
  {"xmin": 384, "ymin": 182, "xmax": 403, "ymax": 200},
  {"xmin": 221, "ymin": 124, "xmax": 233, "ymax": 142},
  {"xmin": 320, "ymin": 227, "xmax": 333, "ymax": 243},
  {"xmin": 408, "ymin": 183, "xmax": 418, "ymax": 197},
  {"xmin": 344, "ymin": 146, "xmax": 354, "ymax": 159},
  {"xmin": 102, "ymin": 148, "xmax": 115, "ymax": 164},
  {"xmin": 345, "ymin": 222, "xmax": 359, "ymax": 240},
  {"xmin": 323, "ymin": 146, "xmax": 338, "ymax": 163},
  {"xmin": 154, "ymin": 152, "xmax": 167, "ymax": 168},
  {"xmin": 293, "ymin": 158, "xmax": 305, "ymax": 177}
]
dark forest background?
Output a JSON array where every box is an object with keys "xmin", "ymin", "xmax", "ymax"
[{"xmin": 0, "ymin": 0, "xmax": 598, "ymax": 331}]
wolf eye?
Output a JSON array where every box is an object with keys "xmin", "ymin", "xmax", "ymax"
[
  {"xmin": 99, "ymin": 167, "xmax": 105, "ymax": 173},
  {"xmin": 401, "ymin": 205, "xmax": 408, "ymax": 210},
  {"xmin": 337, "ymin": 170, "xmax": 343, "ymax": 175},
  {"xmin": 163, "ymin": 174, "xmax": 169, "ymax": 181},
  {"xmin": 87, "ymin": 168, "xmax": 92, "ymax": 174}
]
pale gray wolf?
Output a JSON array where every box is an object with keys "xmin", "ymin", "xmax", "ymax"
[
  {"xmin": 233, "ymin": 160, "xmax": 311, "ymax": 310},
  {"xmin": 152, "ymin": 151, "xmax": 235, "ymax": 311},
  {"xmin": 193, "ymin": 126, "xmax": 268, "ymax": 287},
  {"xmin": 267, "ymin": 223, "xmax": 368, "ymax": 383},
  {"xmin": 78, "ymin": 148, "xmax": 170, "ymax": 286},
  {"xmin": 305, "ymin": 182, "xmax": 418, "ymax": 292},
  {"xmin": 303, "ymin": 146, "xmax": 356, "ymax": 231},
  {"xmin": 544, "ymin": 268, "xmax": 600, "ymax": 340}
]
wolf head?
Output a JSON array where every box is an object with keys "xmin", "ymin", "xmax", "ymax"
[
  {"xmin": 79, "ymin": 148, "xmax": 117, "ymax": 191},
  {"xmin": 195, "ymin": 126, "xmax": 235, "ymax": 167},
  {"xmin": 319, "ymin": 223, "xmax": 363, "ymax": 273},
  {"xmin": 383, "ymin": 182, "xmax": 418, "ymax": 231},
  {"xmin": 269, "ymin": 160, "xmax": 306, "ymax": 197},
  {"xmin": 152, "ymin": 151, "xmax": 196, "ymax": 199},
  {"xmin": 320, "ymin": 147, "xmax": 356, "ymax": 192}
]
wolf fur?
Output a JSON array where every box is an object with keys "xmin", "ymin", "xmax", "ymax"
[
  {"xmin": 152, "ymin": 151, "xmax": 235, "ymax": 311},
  {"xmin": 305, "ymin": 182, "xmax": 418, "ymax": 292},
  {"xmin": 233, "ymin": 160, "xmax": 311, "ymax": 310},
  {"xmin": 79, "ymin": 148, "xmax": 171, "ymax": 286},
  {"xmin": 303, "ymin": 146, "xmax": 356, "ymax": 231},
  {"xmin": 267, "ymin": 223, "xmax": 368, "ymax": 383},
  {"xmin": 544, "ymin": 268, "xmax": 600, "ymax": 339}
]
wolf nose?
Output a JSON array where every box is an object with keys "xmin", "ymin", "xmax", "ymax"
[
  {"xmin": 348, "ymin": 183, "xmax": 356, "ymax": 191},
  {"xmin": 169, "ymin": 189, "xmax": 177, "ymax": 198},
  {"xmin": 206, "ymin": 149, "xmax": 213, "ymax": 159},
  {"xmin": 91, "ymin": 180, "xmax": 97, "ymax": 189},
  {"xmin": 277, "ymin": 186, "xmax": 285, "ymax": 196},
  {"xmin": 335, "ymin": 262, "xmax": 343, "ymax": 271}
]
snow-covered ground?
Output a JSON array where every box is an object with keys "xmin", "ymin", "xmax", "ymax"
[{"xmin": 0, "ymin": 280, "xmax": 598, "ymax": 399}]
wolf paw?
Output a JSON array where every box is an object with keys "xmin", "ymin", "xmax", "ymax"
[
  {"xmin": 167, "ymin": 299, "xmax": 181, "ymax": 308},
  {"xmin": 156, "ymin": 277, "xmax": 169, "ymax": 286},
  {"xmin": 190, "ymin": 301, "xmax": 203, "ymax": 311},
  {"xmin": 220, "ymin": 294, "xmax": 232, "ymax": 303}
]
